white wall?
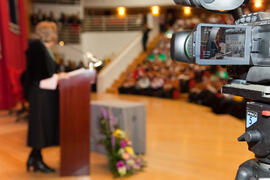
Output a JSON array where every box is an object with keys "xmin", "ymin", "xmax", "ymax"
[
  {"xmin": 81, "ymin": 14, "xmax": 159, "ymax": 61},
  {"xmin": 51, "ymin": 14, "xmax": 159, "ymax": 67},
  {"xmin": 98, "ymin": 33, "xmax": 143, "ymax": 93},
  {"xmin": 83, "ymin": 0, "xmax": 174, "ymax": 8},
  {"xmin": 33, "ymin": 3, "xmax": 83, "ymax": 18},
  {"xmin": 51, "ymin": 31, "xmax": 141, "ymax": 66},
  {"xmin": 81, "ymin": 32, "xmax": 140, "ymax": 60},
  {"xmin": 147, "ymin": 14, "xmax": 160, "ymax": 43},
  {"xmin": 97, "ymin": 15, "xmax": 160, "ymax": 93},
  {"xmin": 52, "ymin": 44, "xmax": 84, "ymax": 65}
]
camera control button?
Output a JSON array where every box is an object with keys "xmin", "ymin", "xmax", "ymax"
[
  {"xmin": 262, "ymin": 110, "xmax": 270, "ymax": 117},
  {"xmin": 252, "ymin": 16, "xmax": 258, "ymax": 22},
  {"xmin": 246, "ymin": 17, "xmax": 251, "ymax": 23}
]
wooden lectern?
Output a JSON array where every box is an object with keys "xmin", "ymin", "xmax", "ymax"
[{"xmin": 58, "ymin": 70, "xmax": 94, "ymax": 176}]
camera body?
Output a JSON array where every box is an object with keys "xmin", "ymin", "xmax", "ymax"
[{"xmin": 171, "ymin": 12, "xmax": 270, "ymax": 83}]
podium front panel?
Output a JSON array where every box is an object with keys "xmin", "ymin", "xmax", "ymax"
[{"xmin": 59, "ymin": 73, "xmax": 91, "ymax": 176}]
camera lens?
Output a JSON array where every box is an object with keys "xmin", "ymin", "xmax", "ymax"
[{"xmin": 171, "ymin": 31, "xmax": 195, "ymax": 63}]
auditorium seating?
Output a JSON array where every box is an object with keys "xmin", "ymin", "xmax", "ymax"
[{"xmin": 118, "ymin": 15, "xmax": 246, "ymax": 118}]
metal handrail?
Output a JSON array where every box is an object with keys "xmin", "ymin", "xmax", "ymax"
[{"xmin": 83, "ymin": 15, "xmax": 143, "ymax": 32}]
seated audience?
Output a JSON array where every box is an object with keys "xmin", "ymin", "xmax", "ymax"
[{"xmin": 119, "ymin": 15, "xmax": 246, "ymax": 119}]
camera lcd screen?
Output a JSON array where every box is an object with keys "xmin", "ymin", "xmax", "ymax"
[{"xmin": 196, "ymin": 24, "xmax": 251, "ymax": 65}]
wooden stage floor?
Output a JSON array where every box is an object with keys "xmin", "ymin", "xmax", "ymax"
[{"xmin": 0, "ymin": 93, "xmax": 253, "ymax": 180}]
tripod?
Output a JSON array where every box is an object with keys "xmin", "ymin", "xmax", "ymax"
[{"xmin": 223, "ymin": 82, "xmax": 270, "ymax": 180}]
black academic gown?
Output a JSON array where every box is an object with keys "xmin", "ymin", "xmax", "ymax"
[{"xmin": 25, "ymin": 40, "xmax": 59, "ymax": 149}]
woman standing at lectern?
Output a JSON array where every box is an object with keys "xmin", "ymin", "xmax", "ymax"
[{"xmin": 23, "ymin": 21, "xmax": 59, "ymax": 173}]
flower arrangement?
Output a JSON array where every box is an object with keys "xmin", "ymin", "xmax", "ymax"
[{"xmin": 99, "ymin": 108, "xmax": 145, "ymax": 177}]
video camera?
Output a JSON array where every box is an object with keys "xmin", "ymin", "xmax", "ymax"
[
  {"xmin": 171, "ymin": 0, "xmax": 270, "ymax": 179},
  {"xmin": 171, "ymin": 0, "xmax": 270, "ymax": 84}
]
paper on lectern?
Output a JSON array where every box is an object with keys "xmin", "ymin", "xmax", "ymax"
[
  {"xmin": 39, "ymin": 74, "xmax": 58, "ymax": 90},
  {"xmin": 39, "ymin": 68, "xmax": 94, "ymax": 90},
  {"xmin": 66, "ymin": 68, "xmax": 86, "ymax": 77}
]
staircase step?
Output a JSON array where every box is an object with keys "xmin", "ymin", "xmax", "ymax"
[{"xmin": 106, "ymin": 34, "xmax": 163, "ymax": 94}]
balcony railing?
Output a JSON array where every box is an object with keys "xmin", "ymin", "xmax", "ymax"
[
  {"xmin": 30, "ymin": 24, "xmax": 81, "ymax": 44},
  {"xmin": 83, "ymin": 15, "xmax": 143, "ymax": 32},
  {"xmin": 30, "ymin": 15, "xmax": 144, "ymax": 44},
  {"xmin": 58, "ymin": 24, "xmax": 80, "ymax": 44},
  {"xmin": 32, "ymin": 0, "xmax": 80, "ymax": 4}
]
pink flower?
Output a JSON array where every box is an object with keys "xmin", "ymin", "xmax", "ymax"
[
  {"xmin": 116, "ymin": 161, "xmax": 125, "ymax": 168},
  {"xmin": 111, "ymin": 135, "xmax": 115, "ymax": 148},
  {"xmin": 134, "ymin": 163, "xmax": 141, "ymax": 170},
  {"xmin": 122, "ymin": 152, "xmax": 130, "ymax": 160},
  {"xmin": 127, "ymin": 140, "xmax": 132, "ymax": 146},
  {"xmin": 120, "ymin": 140, "xmax": 127, "ymax": 148},
  {"xmin": 109, "ymin": 109, "xmax": 116, "ymax": 132},
  {"xmin": 101, "ymin": 108, "xmax": 108, "ymax": 119},
  {"xmin": 126, "ymin": 165, "xmax": 131, "ymax": 171},
  {"xmin": 133, "ymin": 157, "xmax": 143, "ymax": 169}
]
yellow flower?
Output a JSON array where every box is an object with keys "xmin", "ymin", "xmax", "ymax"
[
  {"xmin": 125, "ymin": 147, "xmax": 135, "ymax": 156},
  {"xmin": 113, "ymin": 129, "xmax": 125, "ymax": 138}
]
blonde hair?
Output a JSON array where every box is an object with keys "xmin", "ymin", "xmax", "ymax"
[{"xmin": 35, "ymin": 21, "xmax": 58, "ymax": 43}]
